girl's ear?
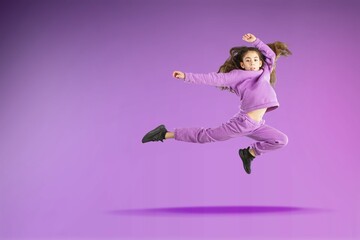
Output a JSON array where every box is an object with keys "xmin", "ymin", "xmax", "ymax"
[
  {"xmin": 240, "ymin": 62, "xmax": 245, "ymax": 68},
  {"xmin": 259, "ymin": 60, "xmax": 263, "ymax": 67}
]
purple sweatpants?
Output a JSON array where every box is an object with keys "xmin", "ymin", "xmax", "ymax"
[{"xmin": 174, "ymin": 112, "xmax": 288, "ymax": 156}]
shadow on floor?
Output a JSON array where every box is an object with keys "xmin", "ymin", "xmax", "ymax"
[{"xmin": 109, "ymin": 205, "xmax": 329, "ymax": 216}]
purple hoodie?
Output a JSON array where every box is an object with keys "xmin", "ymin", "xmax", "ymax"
[{"xmin": 184, "ymin": 38, "xmax": 279, "ymax": 113}]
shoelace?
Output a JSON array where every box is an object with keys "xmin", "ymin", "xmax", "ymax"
[{"xmin": 151, "ymin": 128, "xmax": 164, "ymax": 142}]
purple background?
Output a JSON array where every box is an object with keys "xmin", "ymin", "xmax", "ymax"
[{"xmin": 0, "ymin": 0, "xmax": 359, "ymax": 239}]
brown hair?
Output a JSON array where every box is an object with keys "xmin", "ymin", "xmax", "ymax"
[
  {"xmin": 218, "ymin": 41, "xmax": 292, "ymax": 92},
  {"xmin": 267, "ymin": 41, "xmax": 292, "ymax": 86}
]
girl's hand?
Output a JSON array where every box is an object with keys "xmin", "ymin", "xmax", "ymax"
[
  {"xmin": 242, "ymin": 33, "xmax": 257, "ymax": 43},
  {"xmin": 173, "ymin": 71, "xmax": 185, "ymax": 79}
]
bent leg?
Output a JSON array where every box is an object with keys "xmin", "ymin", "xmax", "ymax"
[{"xmin": 247, "ymin": 124, "xmax": 288, "ymax": 156}]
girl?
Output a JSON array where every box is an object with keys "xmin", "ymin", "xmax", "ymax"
[{"xmin": 142, "ymin": 33, "xmax": 292, "ymax": 174}]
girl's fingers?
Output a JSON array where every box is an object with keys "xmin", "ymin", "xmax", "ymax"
[
  {"xmin": 173, "ymin": 71, "xmax": 183, "ymax": 78},
  {"xmin": 242, "ymin": 33, "xmax": 252, "ymax": 41},
  {"xmin": 173, "ymin": 70, "xmax": 185, "ymax": 79}
]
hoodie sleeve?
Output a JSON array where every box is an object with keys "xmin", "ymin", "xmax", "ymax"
[
  {"xmin": 184, "ymin": 70, "xmax": 260, "ymax": 87},
  {"xmin": 252, "ymin": 38, "xmax": 276, "ymax": 71}
]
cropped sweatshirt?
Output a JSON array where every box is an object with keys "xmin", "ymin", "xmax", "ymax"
[{"xmin": 184, "ymin": 38, "xmax": 279, "ymax": 113}]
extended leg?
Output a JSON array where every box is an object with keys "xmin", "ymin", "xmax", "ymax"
[{"xmin": 174, "ymin": 117, "xmax": 257, "ymax": 143}]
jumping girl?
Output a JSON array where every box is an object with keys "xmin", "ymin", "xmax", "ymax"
[{"xmin": 142, "ymin": 33, "xmax": 292, "ymax": 174}]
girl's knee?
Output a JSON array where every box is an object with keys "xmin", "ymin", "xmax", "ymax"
[{"xmin": 276, "ymin": 133, "xmax": 288, "ymax": 147}]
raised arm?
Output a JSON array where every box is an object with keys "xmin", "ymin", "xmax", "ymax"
[{"xmin": 243, "ymin": 33, "xmax": 276, "ymax": 70}]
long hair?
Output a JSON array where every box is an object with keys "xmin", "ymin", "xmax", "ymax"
[{"xmin": 218, "ymin": 41, "xmax": 292, "ymax": 92}]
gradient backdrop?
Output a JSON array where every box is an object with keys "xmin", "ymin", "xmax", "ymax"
[{"xmin": 0, "ymin": 0, "xmax": 359, "ymax": 239}]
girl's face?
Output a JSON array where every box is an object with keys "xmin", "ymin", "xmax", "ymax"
[{"xmin": 240, "ymin": 51, "xmax": 262, "ymax": 71}]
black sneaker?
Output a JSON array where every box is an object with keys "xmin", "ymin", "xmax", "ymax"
[
  {"xmin": 142, "ymin": 125, "xmax": 168, "ymax": 143},
  {"xmin": 239, "ymin": 147, "xmax": 255, "ymax": 174}
]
